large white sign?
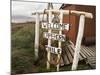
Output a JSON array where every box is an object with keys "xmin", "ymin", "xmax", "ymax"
[
  {"xmin": 45, "ymin": 45, "xmax": 62, "ymax": 54},
  {"xmin": 43, "ymin": 32, "xmax": 65, "ymax": 41},
  {"xmin": 42, "ymin": 22, "xmax": 69, "ymax": 30}
]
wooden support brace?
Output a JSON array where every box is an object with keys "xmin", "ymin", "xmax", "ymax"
[{"xmin": 72, "ymin": 15, "xmax": 85, "ymax": 70}]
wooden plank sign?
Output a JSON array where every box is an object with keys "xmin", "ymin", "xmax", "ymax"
[
  {"xmin": 42, "ymin": 22, "xmax": 69, "ymax": 30},
  {"xmin": 43, "ymin": 32, "xmax": 65, "ymax": 41},
  {"xmin": 45, "ymin": 45, "xmax": 62, "ymax": 54}
]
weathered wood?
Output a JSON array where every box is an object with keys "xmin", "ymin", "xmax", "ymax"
[
  {"xmin": 71, "ymin": 10, "xmax": 93, "ymax": 18},
  {"xmin": 81, "ymin": 46, "xmax": 91, "ymax": 57},
  {"xmin": 61, "ymin": 45, "xmax": 96, "ymax": 65},
  {"xmin": 89, "ymin": 47, "xmax": 95, "ymax": 52},
  {"xmin": 58, "ymin": 40, "xmax": 96, "ymax": 65},
  {"xmin": 68, "ymin": 45, "xmax": 83, "ymax": 60},
  {"xmin": 81, "ymin": 48, "xmax": 90, "ymax": 57},
  {"xmin": 61, "ymin": 40, "xmax": 96, "ymax": 65},
  {"xmin": 79, "ymin": 53, "xmax": 84, "ymax": 60},
  {"xmin": 80, "ymin": 50, "xmax": 87, "ymax": 58},
  {"xmin": 87, "ymin": 46, "xmax": 96, "ymax": 56},
  {"xmin": 72, "ymin": 15, "xmax": 85, "ymax": 70},
  {"xmin": 86, "ymin": 46, "xmax": 95, "ymax": 56},
  {"xmin": 57, "ymin": 11, "xmax": 63, "ymax": 72},
  {"xmin": 47, "ymin": 8, "xmax": 52, "ymax": 70},
  {"xmin": 83, "ymin": 46, "xmax": 92, "ymax": 56},
  {"xmin": 32, "ymin": 10, "xmax": 93, "ymax": 18},
  {"xmin": 67, "ymin": 46, "xmax": 74, "ymax": 58},
  {"xmin": 81, "ymin": 46, "xmax": 95, "ymax": 57},
  {"xmin": 66, "ymin": 48, "xmax": 73, "ymax": 63},
  {"xmin": 34, "ymin": 13, "xmax": 40, "ymax": 60},
  {"xmin": 83, "ymin": 46, "xmax": 94, "ymax": 56},
  {"xmin": 64, "ymin": 48, "xmax": 71, "ymax": 63},
  {"xmin": 62, "ymin": 51, "xmax": 70, "ymax": 64},
  {"xmin": 86, "ymin": 56, "xmax": 96, "ymax": 69},
  {"xmin": 45, "ymin": 9, "xmax": 69, "ymax": 15},
  {"xmin": 60, "ymin": 56, "xmax": 64, "ymax": 66}
]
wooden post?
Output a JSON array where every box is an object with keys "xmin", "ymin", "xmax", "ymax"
[
  {"xmin": 46, "ymin": 3, "xmax": 53, "ymax": 70},
  {"xmin": 47, "ymin": 10, "xmax": 52, "ymax": 70},
  {"xmin": 56, "ymin": 11, "xmax": 63, "ymax": 71},
  {"xmin": 34, "ymin": 13, "xmax": 40, "ymax": 60},
  {"xmin": 72, "ymin": 15, "xmax": 85, "ymax": 70}
]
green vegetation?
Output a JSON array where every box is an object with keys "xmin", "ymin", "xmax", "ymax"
[
  {"xmin": 11, "ymin": 22, "xmax": 48, "ymax": 74},
  {"xmin": 11, "ymin": 22, "xmax": 91, "ymax": 74},
  {"xmin": 11, "ymin": 23, "xmax": 36, "ymax": 74}
]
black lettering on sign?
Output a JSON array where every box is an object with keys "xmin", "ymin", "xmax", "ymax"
[
  {"xmin": 64, "ymin": 23, "xmax": 69, "ymax": 30},
  {"xmin": 43, "ymin": 32, "xmax": 65, "ymax": 41},
  {"xmin": 42, "ymin": 22, "xmax": 47, "ymax": 28},
  {"xmin": 59, "ymin": 35, "xmax": 65, "ymax": 41},
  {"xmin": 48, "ymin": 23, "xmax": 51, "ymax": 29},
  {"xmin": 57, "ymin": 49, "xmax": 61, "ymax": 54},
  {"xmin": 42, "ymin": 22, "xmax": 70, "ymax": 30},
  {"xmin": 45, "ymin": 45, "xmax": 62, "ymax": 54}
]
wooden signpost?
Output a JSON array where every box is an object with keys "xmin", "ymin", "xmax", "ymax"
[
  {"xmin": 47, "ymin": 8, "xmax": 52, "ymax": 70},
  {"xmin": 41, "ymin": 10, "xmax": 70, "ymax": 71},
  {"xmin": 32, "ymin": 3, "xmax": 93, "ymax": 71}
]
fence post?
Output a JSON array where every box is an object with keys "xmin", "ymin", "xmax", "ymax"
[
  {"xmin": 34, "ymin": 13, "xmax": 40, "ymax": 60},
  {"xmin": 72, "ymin": 15, "xmax": 85, "ymax": 70}
]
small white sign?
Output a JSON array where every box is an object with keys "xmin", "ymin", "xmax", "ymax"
[
  {"xmin": 45, "ymin": 45, "xmax": 62, "ymax": 54},
  {"xmin": 43, "ymin": 32, "xmax": 65, "ymax": 41},
  {"xmin": 42, "ymin": 22, "xmax": 69, "ymax": 30}
]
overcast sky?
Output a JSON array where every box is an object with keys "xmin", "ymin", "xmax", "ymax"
[{"xmin": 12, "ymin": 0, "xmax": 62, "ymax": 23}]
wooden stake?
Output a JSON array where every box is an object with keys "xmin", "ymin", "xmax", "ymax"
[
  {"xmin": 72, "ymin": 15, "xmax": 85, "ymax": 70},
  {"xmin": 57, "ymin": 11, "xmax": 63, "ymax": 71},
  {"xmin": 34, "ymin": 13, "xmax": 40, "ymax": 60},
  {"xmin": 47, "ymin": 8, "xmax": 52, "ymax": 70}
]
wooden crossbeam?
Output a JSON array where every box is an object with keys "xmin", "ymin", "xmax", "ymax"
[
  {"xmin": 71, "ymin": 10, "xmax": 93, "ymax": 18},
  {"xmin": 32, "ymin": 10, "xmax": 93, "ymax": 18}
]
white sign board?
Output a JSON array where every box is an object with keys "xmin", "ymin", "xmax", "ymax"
[
  {"xmin": 43, "ymin": 32, "xmax": 65, "ymax": 41},
  {"xmin": 42, "ymin": 22, "xmax": 69, "ymax": 30},
  {"xmin": 45, "ymin": 45, "xmax": 62, "ymax": 54}
]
